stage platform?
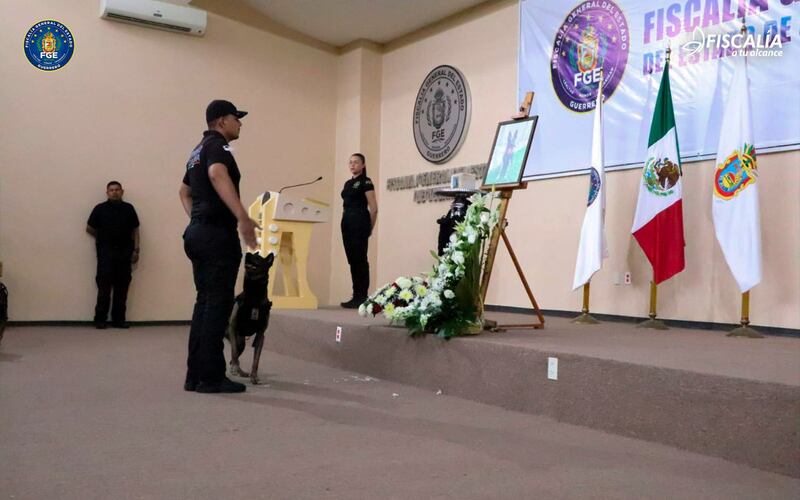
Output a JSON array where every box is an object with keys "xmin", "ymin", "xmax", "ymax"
[{"xmin": 266, "ymin": 308, "xmax": 800, "ymax": 478}]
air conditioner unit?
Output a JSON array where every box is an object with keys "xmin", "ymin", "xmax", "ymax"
[{"xmin": 100, "ymin": 0, "xmax": 207, "ymax": 36}]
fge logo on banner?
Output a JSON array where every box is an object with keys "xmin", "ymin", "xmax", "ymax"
[
  {"xmin": 550, "ymin": 0, "xmax": 630, "ymax": 112},
  {"xmin": 24, "ymin": 20, "xmax": 75, "ymax": 71}
]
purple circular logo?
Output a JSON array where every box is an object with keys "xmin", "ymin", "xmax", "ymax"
[{"xmin": 550, "ymin": 1, "xmax": 629, "ymax": 113}]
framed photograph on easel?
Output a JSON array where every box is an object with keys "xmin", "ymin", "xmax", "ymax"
[{"xmin": 481, "ymin": 116, "xmax": 538, "ymax": 189}]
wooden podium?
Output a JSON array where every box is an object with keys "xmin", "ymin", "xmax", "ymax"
[{"xmin": 248, "ymin": 191, "xmax": 330, "ymax": 309}]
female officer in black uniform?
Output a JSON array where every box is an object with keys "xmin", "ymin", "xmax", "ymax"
[{"xmin": 340, "ymin": 153, "xmax": 378, "ymax": 308}]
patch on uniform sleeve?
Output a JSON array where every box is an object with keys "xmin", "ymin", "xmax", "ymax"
[
  {"xmin": 222, "ymin": 145, "xmax": 232, "ymax": 152},
  {"xmin": 186, "ymin": 144, "xmax": 202, "ymax": 170},
  {"xmin": 365, "ymin": 179, "xmax": 373, "ymax": 185}
]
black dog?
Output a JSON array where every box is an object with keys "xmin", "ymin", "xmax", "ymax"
[{"xmin": 226, "ymin": 251, "xmax": 274, "ymax": 385}]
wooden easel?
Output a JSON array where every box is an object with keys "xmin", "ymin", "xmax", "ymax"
[{"xmin": 480, "ymin": 92, "xmax": 545, "ymax": 331}]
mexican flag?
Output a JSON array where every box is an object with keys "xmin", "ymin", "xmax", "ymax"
[
  {"xmin": 713, "ymin": 55, "xmax": 762, "ymax": 292},
  {"xmin": 631, "ymin": 61, "xmax": 685, "ymax": 284},
  {"xmin": 573, "ymin": 79, "xmax": 607, "ymax": 290}
]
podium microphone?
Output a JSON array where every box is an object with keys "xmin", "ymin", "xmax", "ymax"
[{"xmin": 279, "ymin": 176, "xmax": 323, "ymax": 193}]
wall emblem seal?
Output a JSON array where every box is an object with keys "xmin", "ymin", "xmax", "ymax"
[
  {"xmin": 24, "ymin": 20, "xmax": 75, "ymax": 71},
  {"xmin": 413, "ymin": 65, "xmax": 471, "ymax": 164}
]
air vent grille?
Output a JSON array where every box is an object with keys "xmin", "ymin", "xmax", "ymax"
[{"xmin": 106, "ymin": 12, "xmax": 191, "ymax": 32}]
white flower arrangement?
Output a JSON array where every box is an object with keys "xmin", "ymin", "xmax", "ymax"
[{"xmin": 359, "ymin": 192, "xmax": 500, "ymax": 338}]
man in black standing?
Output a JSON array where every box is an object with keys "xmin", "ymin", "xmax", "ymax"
[
  {"xmin": 179, "ymin": 100, "xmax": 258, "ymax": 394},
  {"xmin": 87, "ymin": 181, "xmax": 140, "ymax": 329}
]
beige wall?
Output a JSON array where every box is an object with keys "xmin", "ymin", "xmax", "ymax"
[
  {"xmin": 0, "ymin": 0, "xmax": 338, "ymax": 320},
  {"xmin": 328, "ymin": 45, "xmax": 383, "ymax": 303},
  {"xmin": 2, "ymin": 0, "xmax": 797, "ymax": 329},
  {"xmin": 376, "ymin": 1, "xmax": 800, "ymax": 329}
]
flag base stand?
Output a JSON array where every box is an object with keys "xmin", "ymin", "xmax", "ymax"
[
  {"xmin": 636, "ymin": 316, "xmax": 669, "ymax": 330},
  {"xmin": 726, "ymin": 292, "xmax": 763, "ymax": 338},
  {"xmin": 727, "ymin": 324, "xmax": 763, "ymax": 338},
  {"xmin": 571, "ymin": 283, "xmax": 600, "ymax": 324},
  {"xmin": 637, "ymin": 282, "xmax": 669, "ymax": 330},
  {"xmin": 572, "ymin": 312, "xmax": 600, "ymax": 325}
]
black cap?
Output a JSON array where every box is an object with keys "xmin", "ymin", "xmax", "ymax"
[{"xmin": 206, "ymin": 100, "xmax": 248, "ymax": 123}]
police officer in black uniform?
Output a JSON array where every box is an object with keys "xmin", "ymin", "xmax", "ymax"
[
  {"xmin": 340, "ymin": 153, "xmax": 378, "ymax": 308},
  {"xmin": 178, "ymin": 100, "xmax": 258, "ymax": 394},
  {"xmin": 86, "ymin": 181, "xmax": 140, "ymax": 329}
]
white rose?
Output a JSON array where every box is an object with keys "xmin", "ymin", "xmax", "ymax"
[
  {"xmin": 452, "ymin": 252, "xmax": 465, "ymax": 265},
  {"xmin": 443, "ymin": 290, "xmax": 455, "ymax": 299},
  {"xmin": 420, "ymin": 314, "xmax": 430, "ymax": 329},
  {"xmin": 396, "ymin": 277, "xmax": 413, "ymax": 290},
  {"xmin": 358, "ymin": 303, "xmax": 367, "ymax": 316}
]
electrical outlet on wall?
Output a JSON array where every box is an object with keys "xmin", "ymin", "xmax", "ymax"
[
  {"xmin": 547, "ymin": 357, "xmax": 558, "ymax": 381},
  {"xmin": 624, "ymin": 272, "xmax": 632, "ymax": 285}
]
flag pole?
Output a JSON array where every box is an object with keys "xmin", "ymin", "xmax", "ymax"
[
  {"xmin": 636, "ymin": 42, "xmax": 671, "ymax": 331},
  {"xmin": 637, "ymin": 280, "xmax": 668, "ymax": 330},
  {"xmin": 572, "ymin": 72, "xmax": 603, "ymax": 326},
  {"xmin": 728, "ymin": 291, "xmax": 763, "ymax": 338},
  {"xmin": 721, "ymin": 17, "xmax": 762, "ymax": 340},
  {"xmin": 572, "ymin": 281, "xmax": 600, "ymax": 324}
]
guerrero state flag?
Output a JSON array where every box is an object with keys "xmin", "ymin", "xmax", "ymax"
[
  {"xmin": 573, "ymin": 79, "xmax": 608, "ymax": 290},
  {"xmin": 713, "ymin": 55, "xmax": 762, "ymax": 292},
  {"xmin": 631, "ymin": 60, "xmax": 685, "ymax": 284}
]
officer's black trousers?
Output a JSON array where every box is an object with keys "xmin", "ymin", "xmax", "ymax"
[
  {"xmin": 341, "ymin": 212, "xmax": 370, "ymax": 300},
  {"xmin": 183, "ymin": 222, "xmax": 242, "ymax": 384},
  {"xmin": 94, "ymin": 246, "xmax": 133, "ymax": 324}
]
